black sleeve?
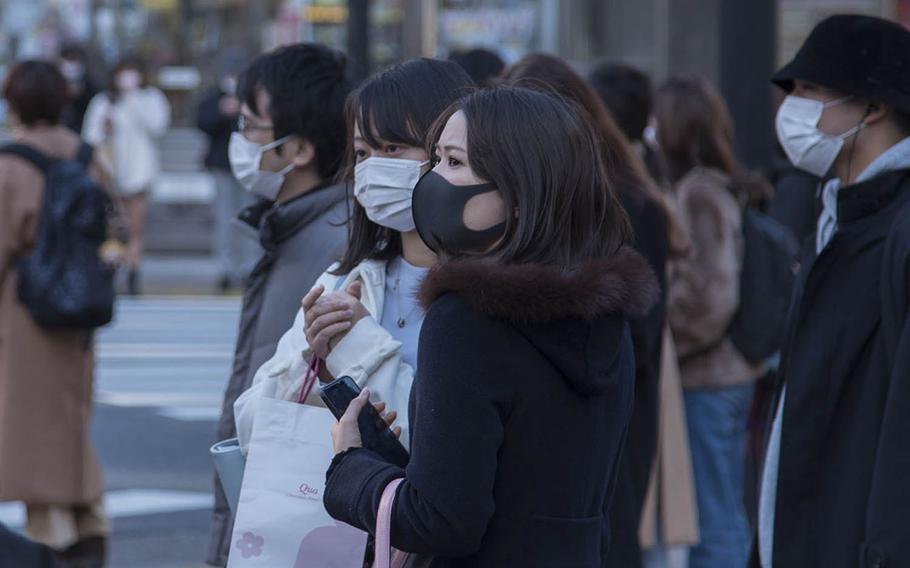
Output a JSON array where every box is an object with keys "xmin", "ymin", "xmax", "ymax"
[
  {"xmin": 196, "ymin": 88, "xmax": 233, "ymax": 137},
  {"xmin": 862, "ymin": 209, "xmax": 910, "ymax": 566},
  {"xmin": 324, "ymin": 294, "xmax": 508, "ymax": 557}
]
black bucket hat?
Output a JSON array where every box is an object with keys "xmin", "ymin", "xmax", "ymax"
[{"xmin": 772, "ymin": 14, "xmax": 910, "ymax": 114}]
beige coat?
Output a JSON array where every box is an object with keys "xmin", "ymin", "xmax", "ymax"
[
  {"xmin": 667, "ymin": 167, "xmax": 765, "ymax": 390},
  {"xmin": 0, "ymin": 126, "xmax": 104, "ymax": 504},
  {"xmin": 639, "ymin": 325, "xmax": 700, "ymax": 547}
]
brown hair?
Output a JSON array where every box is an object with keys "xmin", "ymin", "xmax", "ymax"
[
  {"xmin": 2, "ymin": 60, "xmax": 68, "ymax": 127},
  {"xmin": 501, "ymin": 53, "xmax": 685, "ymax": 255},
  {"xmin": 655, "ymin": 74, "xmax": 771, "ymax": 203},
  {"xmin": 428, "ymin": 86, "xmax": 631, "ymax": 269}
]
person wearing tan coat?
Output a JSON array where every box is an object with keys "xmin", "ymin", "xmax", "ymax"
[
  {"xmin": 0, "ymin": 60, "xmax": 108, "ymax": 566},
  {"xmin": 655, "ymin": 75, "xmax": 767, "ymax": 568}
]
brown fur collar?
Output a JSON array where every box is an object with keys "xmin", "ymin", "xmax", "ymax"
[{"xmin": 418, "ymin": 247, "xmax": 659, "ymax": 324}]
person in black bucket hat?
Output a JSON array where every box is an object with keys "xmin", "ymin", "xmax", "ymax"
[{"xmin": 753, "ymin": 14, "xmax": 910, "ymax": 568}]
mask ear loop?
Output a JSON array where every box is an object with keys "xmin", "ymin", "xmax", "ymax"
[
  {"xmin": 845, "ymin": 105, "xmax": 874, "ymax": 183},
  {"xmin": 262, "ymin": 135, "xmax": 294, "ymax": 177}
]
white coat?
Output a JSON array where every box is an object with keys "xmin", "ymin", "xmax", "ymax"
[
  {"xmin": 234, "ymin": 259, "xmax": 416, "ymax": 453},
  {"xmin": 82, "ymin": 87, "xmax": 170, "ymax": 195}
]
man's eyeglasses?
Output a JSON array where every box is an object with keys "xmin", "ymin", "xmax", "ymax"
[{"xmin": 237, "ymin": 114, "xmax": 274, "ymax": 135}]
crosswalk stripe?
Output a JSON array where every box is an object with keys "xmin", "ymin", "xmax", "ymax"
[
  {"xmin": 93, "ymin": 296, "xmax": 239, "ymax": 421},
  {"xmin": 0, "ymin": 489, "xmax": 214, "ymax": 529}
]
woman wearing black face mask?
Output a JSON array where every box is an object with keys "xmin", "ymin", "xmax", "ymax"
[{"xmin": 324, "ymin": 87, "xmax": 658, "ymax": 566}]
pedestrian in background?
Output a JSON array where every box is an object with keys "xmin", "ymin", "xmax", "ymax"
[
  {"xmin": 448, "ymin": 47, "xmax": 504, "ymax": 87},
  {"xmin": 589, "ymin": 63, "xmax": 669, "ymax": 187},
  {"xmin": 196, "ymin": 49, "xmax": 261, "ymax": 293},
  {"xmin": 207, "ymin": 43, "xmax": 353, "ymax": 567},
  {"xmin": 82, "ymin": 56, "xmax": 171, "ymax": 295},
  {"xmin": 502, "ymin": 53, "xmax": 694, "ymax": 568},
  {"xmin": 0, "ymin": 60, "xmax": 109, "ymax": 568},
  {"xmin": 656, "ymin": 74, "xmax": 768, "ymax": 568},
  {"xmin": 58, "ymin": 42, "xmax": 100, "ymax": 135},
  {"xmin": 324, "ymin": 86, "xmax": 657, "ymax": 566},
  {"xmin": 757, "ymin": 15, "xmax": 910, "ymax": 568}
]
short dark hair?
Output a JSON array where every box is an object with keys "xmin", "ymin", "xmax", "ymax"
[
  {"xmin": 448, "ymin": 48, "xmax": 505, "ymax": 87},
  {"xmin": 333, "ymin": 58, "xmax": 475, "ymax": 275},
  {"xmin": 3, "ymin": 60, "xmax": 68, "ymax": 126},
  {"xmin": 893, "ymin": 109, "xmax": 910, "ymax": 136},
  {"xmin": 238, "ymin": 43, "xmax": 353, "ymax": 181},
  {"xmin": 429, "ymin": 87, "xmax": 631, "ymax": 268},
  {"xmin": 588, "ymin": 63, "xmax": 653, "ymax": 143}
]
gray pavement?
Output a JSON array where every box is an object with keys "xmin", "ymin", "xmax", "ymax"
[{"xmin": 136, "ymin": 254, "xmax": 232, "ymax": 296}]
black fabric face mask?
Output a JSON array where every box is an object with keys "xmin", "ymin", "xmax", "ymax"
[{"xmin": 412, "ymin": 171, "xmax": 506, "ymax": 255}]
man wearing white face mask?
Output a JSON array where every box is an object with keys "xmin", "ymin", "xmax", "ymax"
[
  {"xmin": 755, "ymin": 15, "xmax": 910, "ymax": 568},
  {"xmin": 207, "ymin": 43, "xmax": 352, "ymax": 567}
]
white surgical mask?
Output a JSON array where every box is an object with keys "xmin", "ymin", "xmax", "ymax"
[
  {"xmin": 229, "ymin": 131, "xmax": 293, "ymax": 201},
  {"xmin": 776, "ymin": 95, "xmax": 864, "ymax": 177},
  {"xmin": 354, "ymin": 157, "xmax": 428, "ymax": 231},
  {"xmin": 221, "ymin": 76, "xmax": 238, "ymax": 96},
  {"xmin": 116, "ymin": 70, "xmax": 142, "ymax": 92},
  {"xmin": 60, "ymin": 60, "xmax": 85, "ymax": 83}
]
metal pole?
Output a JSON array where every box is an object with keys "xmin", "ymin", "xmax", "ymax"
[{"xmin": 347, "ymin": 0, "xmax": 370, "ymax": 80}]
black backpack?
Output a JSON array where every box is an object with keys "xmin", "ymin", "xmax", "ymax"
[
  {"xmin": 729, "ymin": 208, "xmax": 801, "ymax": 363},
  {"xmin": 0, "ymin": 142, "xmax": 115, "ymax": 329}
]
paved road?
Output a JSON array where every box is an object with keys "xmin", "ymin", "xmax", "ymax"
[{"xmin": 0, "ymin": 296, "xmax": 241, "ymax": 568}]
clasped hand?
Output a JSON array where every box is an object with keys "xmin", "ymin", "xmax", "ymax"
[{"xmin": 302, "ymin": 281, "xmax": 370, "ymax": 359}]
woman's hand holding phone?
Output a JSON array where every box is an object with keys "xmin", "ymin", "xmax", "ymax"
[
  {"xmin": 302, "ymin": 281, "xmax": 369, "ymax": 359},
  {"xmin": 331, "ymin": 388, "xmax": 402, "ymax": 454}
]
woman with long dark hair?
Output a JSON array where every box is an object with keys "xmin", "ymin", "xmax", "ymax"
[
  {"xmin": 234, "ymin": 58, "xmax": 474, "ymax": 451},
  {"xmin": 655, "ymin": 74, "xmax": 769, "ymax": 568},
  {"xmin": 324, "ymin": 86, "xmax": 658, "ymax": 566}
]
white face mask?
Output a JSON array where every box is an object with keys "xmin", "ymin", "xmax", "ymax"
[
  {"xmin": 221, "ymin": 76, "xmax": 238, "ymax": 96},
  {"xmin": 776, "ymin": 95, "xmax": 864, "ymax": 177},
  {"xmin": 229, "ymin": 131, "xmax": 293, "ymax": 201},
  {"xmin": 60, "ymin": 60, "xmax": 85, "ymax": 83},
  {"xmin": 116, "ymin": 70, "xmax": 142, "ymax": 92},
  {"xmin": 354, "ymin": 157, "xmax": 428, "ymax": 231}
]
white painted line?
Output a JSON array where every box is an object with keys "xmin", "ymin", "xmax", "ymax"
[
  {"xmin": 156, "ymin": 407, "xmax": 222, "ymax": 421},
  {"xmin": 96, "ymin": 346, "xmax": 234, "ymax": 359},
  {"xmin": 113, "ymin": 297, "xmax": 241, "ymax": 308},
  {"xmin": 96, "ymin": 366, "xmax": 228, "ymax": 377},
  {"xmin": 0, "ymin": 489, "xmax": 213, "ymax": 529},
  {"xmin": 97, "ymin": 392, "xmax": 223, "ymax": 407}
]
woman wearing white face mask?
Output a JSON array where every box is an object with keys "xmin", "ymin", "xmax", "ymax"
[
  {"xmin": 233, "ymin": 58, "xmax": 475, "ymax": 453},
  {"xmin": 82, "ymin": 57, "xmax": 170, "ymax": 295}
]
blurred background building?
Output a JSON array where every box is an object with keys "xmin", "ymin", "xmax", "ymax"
[
  {"xmin": 1, "ymin": 0, "xmax": 908, "ymax": 256},
  {"xmin": 3, "ymin": 0, "xmax": 909, "ymax": 157}
]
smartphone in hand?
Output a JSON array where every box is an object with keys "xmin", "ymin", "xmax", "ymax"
[{"xmin": 320, "ymin": 376, "xmax": 409, "ymax": 468}]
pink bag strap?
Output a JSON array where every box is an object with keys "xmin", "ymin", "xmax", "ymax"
[
  {"xmin": 296, "ymin": 354, "xmax": 321, "ymax": 404},
  {"xmin": 374, "ymin": 477, "xmax": 405, "ymax": 568}
]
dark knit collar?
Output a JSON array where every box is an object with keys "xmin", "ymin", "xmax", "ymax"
[
  {"xmin": 239, "ymin": 182, "xmax": 346, "ymax": 250},
  {"xmin": 418, "ymin": 247, "xmax": 658, "ymax": 325},
  {"xmin": 838, "ymin": 169, "xmax": 910, "ymax": 225}
]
